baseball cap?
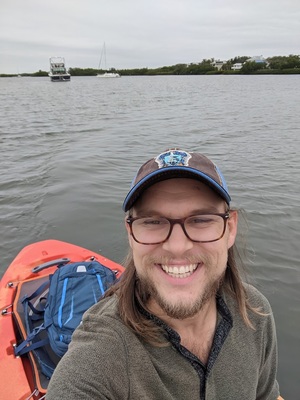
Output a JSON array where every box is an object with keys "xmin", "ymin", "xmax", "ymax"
[{"xmin": 122, "ymin": 149, "xmax": 231, "ymax": 211}]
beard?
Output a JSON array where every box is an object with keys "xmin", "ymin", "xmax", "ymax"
[{"xmin": 136, "ymin": 254, "xmax": 226, "ymax": 320}]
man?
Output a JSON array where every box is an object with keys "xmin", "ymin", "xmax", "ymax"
[{"xmin": 47, "ymin": 149, "xmax": 282, "ymax": 400}]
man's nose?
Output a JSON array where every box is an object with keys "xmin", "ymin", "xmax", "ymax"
[{"xmin": 162, "ymin": 222, "xmax": 194, "ymax": 254}]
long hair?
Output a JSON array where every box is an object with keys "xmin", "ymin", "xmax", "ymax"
[
  {"xmin": 104, "ymin": 241, "xmax": 261, "ymax": 346},
  {"xmin": 104, "ymin": 249, "xmax": 167, "ymax": 345}
]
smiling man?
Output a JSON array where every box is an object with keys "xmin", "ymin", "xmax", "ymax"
[{"xmin": 47, "ymin": 149, "xmax": 283, "ymax": 400}]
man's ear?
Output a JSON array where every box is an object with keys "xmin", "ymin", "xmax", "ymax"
[
  {"xmin": 125, "ymin": 216, "xmax": 134, "ymax": 248},
  {"xmin": 227, "ymin": 210, "xmax": 238, "ymax": 249}
]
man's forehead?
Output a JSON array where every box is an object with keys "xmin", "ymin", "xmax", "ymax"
[
  {"xmin": 144, "ymin": 178, "xmax": 214, "ymax": 193},
  {"xmin": 135, "ymin": 178, "xmax": 224, "ymax": 208}
]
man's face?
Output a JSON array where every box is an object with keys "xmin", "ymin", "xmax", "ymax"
[{"xmin": 125, "ymin": 178, "xmax": 238, "ymax": 320}]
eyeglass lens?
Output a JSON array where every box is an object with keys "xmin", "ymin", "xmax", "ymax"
[{"xmin": 130, "ymin": 214, "xmax": 227, "ymax": 244}]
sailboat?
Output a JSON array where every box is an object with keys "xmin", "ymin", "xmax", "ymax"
[{"xmin": 96, "ymin": 43, "xmax": 121, "ymax": 78}]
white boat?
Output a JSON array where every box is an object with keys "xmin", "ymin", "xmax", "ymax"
[
  {"xmin": 97, "ymin": 71, "xmax": 121, "ymax": 78},
  {"xmin": 96, "ymin": 43, "xmax": 120, "ymax": 78},
  {"xmin": 49, "ymin": 57, "xmax": 71, "ymax": 82}
]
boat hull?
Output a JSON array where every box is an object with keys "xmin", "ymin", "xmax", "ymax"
[
  {"xmin": 96, "ymin": 73, "xmax": 121, "ymax": 78},
  {"xmin": 49, "ymin": 74, "xmax": 71, "ymax": 82},
  {"xmin": 0, "ymin": 239, "xmax": 124, "ymax": 399}
]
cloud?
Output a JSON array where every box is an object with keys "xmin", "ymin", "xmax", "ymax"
[{"xmin": 1, "ymin": 0, "xmax": 300, "ymax": 73}]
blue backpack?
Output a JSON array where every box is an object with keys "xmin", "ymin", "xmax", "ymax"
[{"xmin": 14, "ymin": 259, "xmax": 117, "ymax": 380}]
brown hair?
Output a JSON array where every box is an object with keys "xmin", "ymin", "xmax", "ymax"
[{"xmin": 104, "ymin": 238, "xmax": 261, "ymax": 346}]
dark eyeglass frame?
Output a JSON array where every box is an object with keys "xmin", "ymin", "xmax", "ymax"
[{"xmin": 126, "ymin": 212, "xmax": 230, "ymax": 245}]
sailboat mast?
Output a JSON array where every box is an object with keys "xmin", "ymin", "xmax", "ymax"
[{"xmin": 98, "ymin": 42, "xmax": 107, "ymax": 70}]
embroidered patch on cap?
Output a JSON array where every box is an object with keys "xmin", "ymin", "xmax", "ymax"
[{"xmin": 155, "ymin": 150, "xmax": 192, "ymax": 168}]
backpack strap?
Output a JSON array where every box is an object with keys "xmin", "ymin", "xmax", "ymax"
[
  {"xmin": 21, "ymin": 280, "xmax": 49, "ymax": 318},
  {"xmin": 14, "ymin": 323, "xmax": 49, "ymax": 356},
  {"xmin": 14, "ymin": 279, "xmax": 51, "ymax": 357},
  {"xmin": 96, "ymin": 273, "xmax": 105, "ymax": 295}
]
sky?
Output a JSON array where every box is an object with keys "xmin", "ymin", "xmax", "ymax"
[{"xmin": 1, "ymin": 0, "xmax": 300, "ymax": 74}]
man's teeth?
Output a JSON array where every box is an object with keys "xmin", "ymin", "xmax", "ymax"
[{"xmin": 161, "ymin": 264, "xmax": 198, "ymax": 278}]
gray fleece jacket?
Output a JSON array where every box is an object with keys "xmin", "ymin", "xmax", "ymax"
[{"xmin": 46, "ymin": 284, "xmax": 280, "ymax": 400}]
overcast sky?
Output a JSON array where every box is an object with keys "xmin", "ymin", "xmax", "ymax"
[{"xmin": 1, "ymin": 0, "xmax": 300, "ymax": 73}]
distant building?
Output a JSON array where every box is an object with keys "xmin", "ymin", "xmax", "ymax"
[
  {"xmin": 211, "ymin": 60, "xmax": 226, "ymax": 70},
  {"xmin": 246, "ymin": 55, "xmax": 267, "ymax": 63},
  {"xmin": 232, "ymin": 63, "xmax": 243, "ymax": 70},
  {"xmin": 231, "ymin": 55, "xmax": 268, "ymax": 70}
]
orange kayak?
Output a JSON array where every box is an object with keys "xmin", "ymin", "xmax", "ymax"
[{"xmin": 0, "ymin": 239, "xmax": 124, "ymax": 400}]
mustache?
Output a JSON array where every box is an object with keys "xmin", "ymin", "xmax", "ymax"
[{"xmin": 144, "ymin": 253, "xmax": 210, "ymax": 265}]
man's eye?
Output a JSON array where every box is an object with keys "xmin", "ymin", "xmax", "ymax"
[
  {"xmin": 143, "ymin": 218, "xmax": 167, "ymax": 225},
  {"xmin": 144, "ymin": 219, "xmax": 160, "ymax": 225},
  {"xmin": 188, "ymin": 215, "xmax": 215, "ymax": 226}
]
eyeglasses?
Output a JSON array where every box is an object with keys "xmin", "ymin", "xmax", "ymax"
[{"xmin": 126, "ymin": 212, "xmax": 230, "ymax": 245}]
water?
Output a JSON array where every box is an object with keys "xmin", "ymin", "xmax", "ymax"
[{"xmin": 0, "ymin": 75, "xmax": 299, "ymax": 398}]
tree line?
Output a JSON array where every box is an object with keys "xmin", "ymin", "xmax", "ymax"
[
  {"xmin": 1, "ymin": 54, "xmax": 300, "ymax": 77},
  {"xmin": 69, "ymin": 54, "xmax": 300, "ymax": 76}
]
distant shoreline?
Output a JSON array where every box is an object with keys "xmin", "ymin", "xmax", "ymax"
[
  {"xmin": 2, "ymin": 55, "xmax": 300, "ymax": 77},
  {"xmin": 1, "ymin": 68, "xmax": 300, "ymax": 78}
]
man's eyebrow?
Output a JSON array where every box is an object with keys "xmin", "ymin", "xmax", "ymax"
[
  {"xmin": 188, "ymin": 207, "xmax": 226, "ymax": 214},
  {"xmin": 133, "ymin": 206, "xmax": 226, "ymax": 216}
]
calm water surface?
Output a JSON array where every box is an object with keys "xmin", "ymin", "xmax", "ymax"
[{"xmin": 0, "ymin": 75, "xmax": 299, "ymax": 398}]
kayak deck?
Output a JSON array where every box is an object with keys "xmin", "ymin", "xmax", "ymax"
[{"xmin": 0, "ymin": 239, "xmax": 124, "ymax": 399}]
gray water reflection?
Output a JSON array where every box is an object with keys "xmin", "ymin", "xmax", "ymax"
[{"xmin": 0, "ymin": 75, "xmax": 299, "ymax": 398}]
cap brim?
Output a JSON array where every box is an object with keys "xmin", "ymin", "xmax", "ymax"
[{"xmin": 122, "ymin": 166, "xmax": 231, "ymax": 211}]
